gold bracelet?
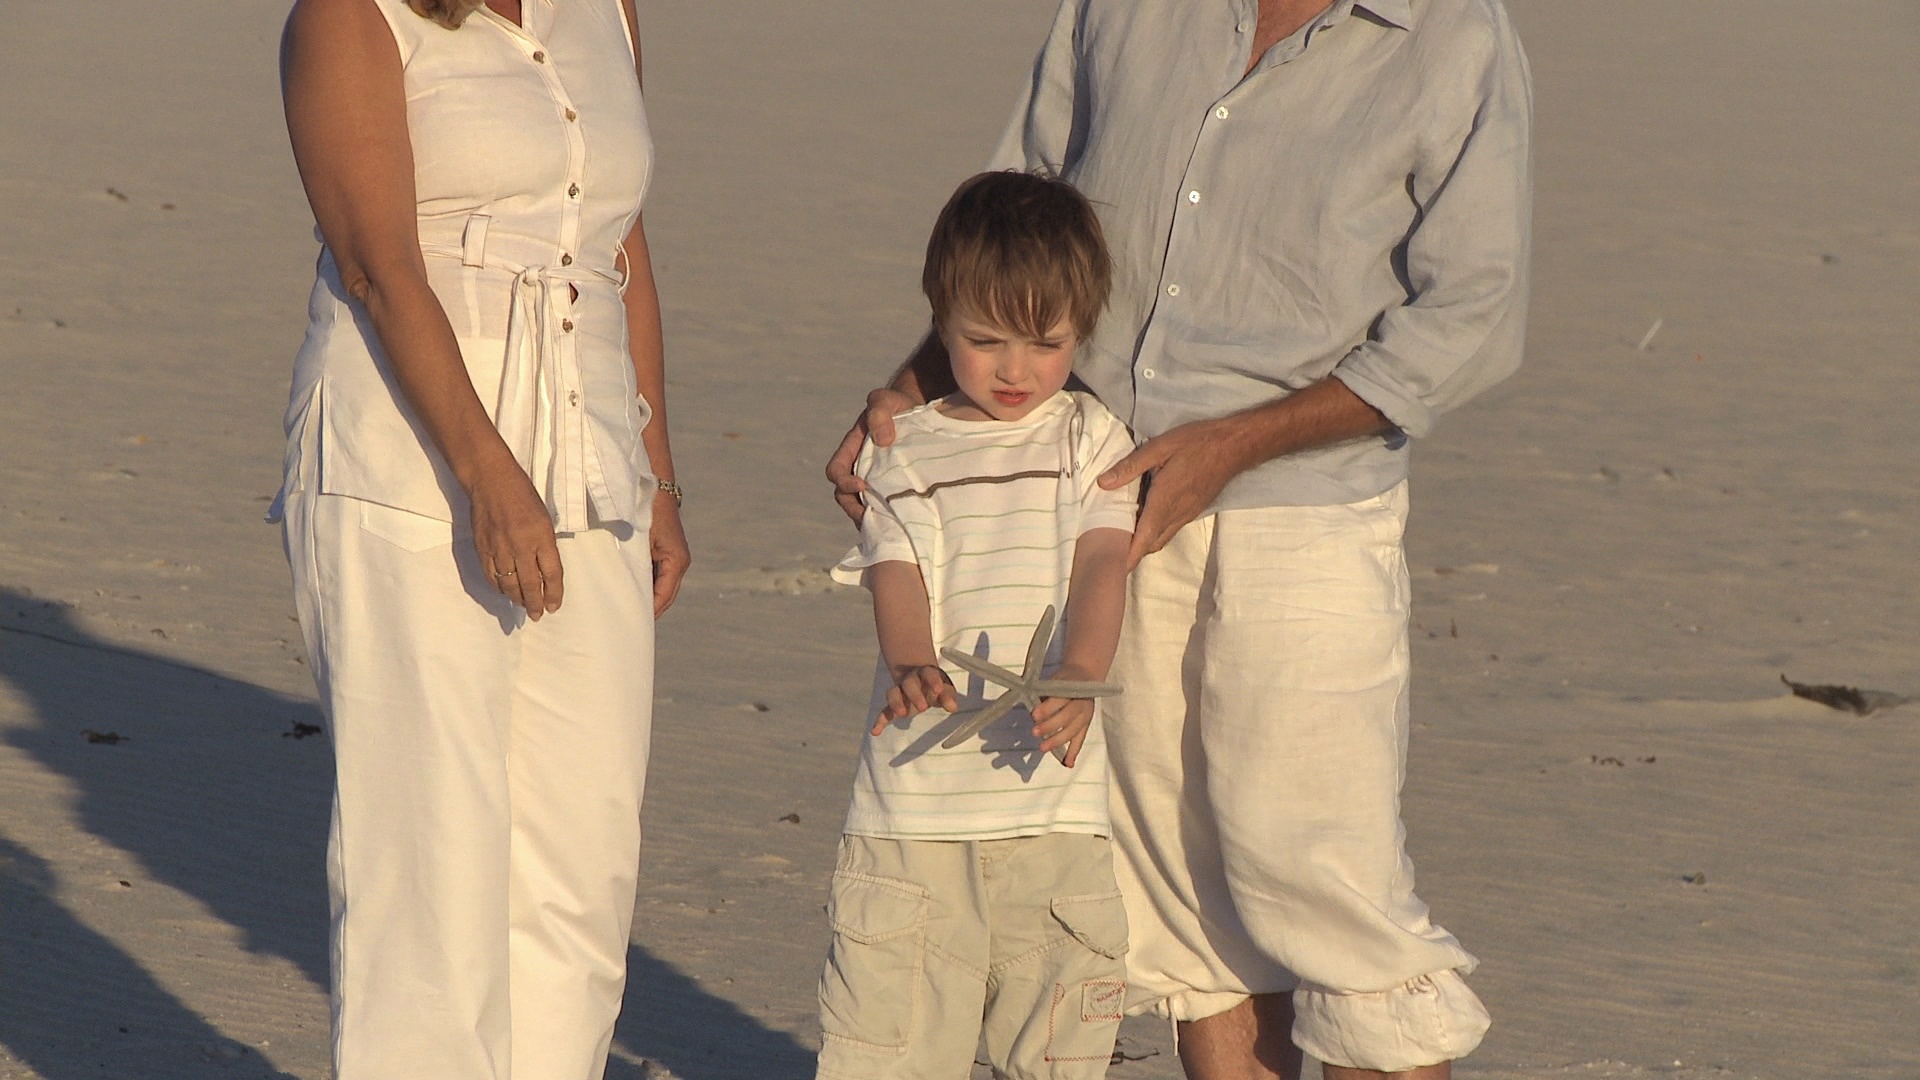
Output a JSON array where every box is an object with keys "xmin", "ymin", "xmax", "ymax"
[{"xmin": 656, "ymin": 479, "xmax": 684, "ymax": 506}]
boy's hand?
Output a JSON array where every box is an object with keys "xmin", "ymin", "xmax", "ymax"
[
  {"xmin": 1031, "ymin": 696, "xmax": 1096, "ymax": 768},
  {"xmin": 876, "ymin": 664, "xmax": 959, "ymax": 733}
]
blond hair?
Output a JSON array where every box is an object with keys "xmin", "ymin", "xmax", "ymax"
[
  {"xmin": 923, "ymin": 171, "xmax": 1111, "ymax": 341},
  {"xmin": 405, "ymin": 0, "xmax": 489, "ymax": 29}
]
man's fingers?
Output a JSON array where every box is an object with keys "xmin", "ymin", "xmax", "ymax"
[
  {"xmin": 834, "ymin": 487, "xmax": 867, "ymax": 526},
  {"xmin": 864, "ymin": 405, "xmax": 897, "ymax": 449},
  {"xmin": 826, "ymin": 423, "xmax": 866, "ymax": 490},
  {"xmin": 863, "ymin": 388, "xmax": 913, "ymax": 449},
  {"xmin": 1098, "ymin": 441, "xmax": 1167, "ymax": 490}
]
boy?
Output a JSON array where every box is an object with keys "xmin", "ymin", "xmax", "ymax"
[{"xmin": 817, "ymin": 171, "xmax": 1138, "ymax": 1080}]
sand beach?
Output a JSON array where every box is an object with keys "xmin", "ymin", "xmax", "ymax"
[{"xmin": 1, "ymin": 1, "xmax": 1916, "ymax": 1077}]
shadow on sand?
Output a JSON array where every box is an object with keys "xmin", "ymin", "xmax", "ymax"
[{"xmin": 0, "ymin": 587, "xmax": 814, "ymax": 1079}]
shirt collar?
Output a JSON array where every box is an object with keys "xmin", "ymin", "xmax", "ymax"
[{"xmin": 1353, "ymin": 0, "xmax": 1414, "ymax": 29}]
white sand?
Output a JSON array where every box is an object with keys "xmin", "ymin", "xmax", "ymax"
[{"xmin": 2, "ymin": 1, "xmax": 1915, "ymax": 1077}]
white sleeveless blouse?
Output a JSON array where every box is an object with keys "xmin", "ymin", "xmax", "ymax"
[{"xmin": 280, "ymin": 0, "xmax": 656, "ymax": 533}]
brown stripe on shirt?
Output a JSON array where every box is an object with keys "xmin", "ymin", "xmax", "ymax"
[{"xmin": 882, "ymin": 469, "xmax": 1064, "ymax": 504}]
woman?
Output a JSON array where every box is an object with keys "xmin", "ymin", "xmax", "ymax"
[{"xmin": 276, "ymin": 0, "xmax": 688, "ymax": 1075}]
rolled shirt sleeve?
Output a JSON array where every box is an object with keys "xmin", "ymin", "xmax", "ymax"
[
  {"xmin": 1330, "ymin": 5, "xmax": 1533, "ymax": 439},
  {"xmin": 987, "ymin": 0, "xmax": 1085, "ymax": 176},
  {"xmin": 982, "ymin": 0, "xmax": 1536, "ymax": 509}
]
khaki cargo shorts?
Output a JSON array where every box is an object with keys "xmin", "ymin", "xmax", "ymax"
[{"xmin": 816, "ymin": 832, "xmax": 1127, "ymax": 1080}]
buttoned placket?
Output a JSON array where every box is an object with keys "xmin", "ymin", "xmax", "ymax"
[
  {"xmin": 489, "ymin": 10, "xmax": 597, "ymax": 532},
  {"xmin": 1132, "ymin": 4, "xmax": 1349, "ymax": 417}
]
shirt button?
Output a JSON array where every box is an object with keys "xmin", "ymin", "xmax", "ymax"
[
  {"xmin": 532, "ymin": 50, "xmax": 547, "ymax": 63},
  {"xmin": 1142, "ymin": 368, "xmax": 1156, "ymax": 379},
  {"xmin": 564, "ymin": 108, "xmax": 578, "ymax": 122},
  {"xmin": 1166, "ymin": 283, "xmax": 1181, "ymax": 297},
  {"xmin": 1215, "ymin": 105, "xmax": 1230, "ymax": 120},
  {"xmin": 568, "ymin": 183, "xmax": 580, "ymax": 198},
  {"xmin": 568, "ymin": 390, "xmax": 580, "ymax": 406},
  {"xmin": 560, "ymin": 253, "xmax": 573, "ymax": 266},
  {"xmin": 1187, "ymin": 190, "xmax": 1202, "ymax": 204},
  {"xmin": 561, "ymin": 318, "xmax": 575, "ymax": 332}
]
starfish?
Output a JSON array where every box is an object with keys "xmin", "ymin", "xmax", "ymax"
[{"xmin": 937, "ymin": 605, "xmax": 1123, "ymax": 750}]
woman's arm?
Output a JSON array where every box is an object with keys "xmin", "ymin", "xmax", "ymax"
[
  {"xmin": 614, "ymin": 0, "xmax": 691, "ymax": 617},
  {"xmin": 619, "ymin": 214, "xmax": 691, "ymax": 616},
  {"xmin": 281, "ymin": 0, "xmax": 563, "ymax": 617}
]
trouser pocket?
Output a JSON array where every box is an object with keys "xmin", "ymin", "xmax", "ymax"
[
  {"xmin": 1041, "ymin": 890, "xmax": 1129, "ymax": 1071},
  {"xmin": 818, "ymin": 871, "xmax": 931, "ymax": 1057}
]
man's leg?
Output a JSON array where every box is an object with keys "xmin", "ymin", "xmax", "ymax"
[
  {"xmin": 1201, "ymin": 489, "xmax": 1486, "ymax": 1075},
  {"xmin": 1176, "ymin": 994, "xmax": 1301, "ymax": 1080}
]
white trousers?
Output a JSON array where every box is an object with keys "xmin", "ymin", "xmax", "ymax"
[
  {"xmin": 1106, "ymin": 484, "xmax": 1490, "ymax": 1072},
  {"xmin": 285, "ymin": 491, "xmax": 655, "ymax": 1080}
]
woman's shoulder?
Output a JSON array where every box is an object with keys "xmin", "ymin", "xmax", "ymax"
[{"xmin": 287, "ymin": 0, "xmax": 419, "ymax": 63}]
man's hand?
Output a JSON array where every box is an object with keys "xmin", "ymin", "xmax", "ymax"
[
  {"xmin": 1031, "ymin": 694, "xmax": 1096, "ymax": 767},
  {"xmin": 1098, "ymin": 380, "xmax": 1395, "ymax": 567},
  {"xmin": 1098, "ymin": 417, "xmax": 1251, "ymax": 568},
  {"xmin": 827, "ymin": 387, "xmax": 917, "ymax": 524},
  {"xmin": 876, "ymin": 664, "xmax": 959, "ymax": 732}
]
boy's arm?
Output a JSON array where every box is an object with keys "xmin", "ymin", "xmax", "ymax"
[
  {"xmin": 1032, "ymin": 526, "xmax": 1130, "ymax": 765},
  {"xmin": 867, "ymin": 560, "xmax": 960, "ymax": 734}
]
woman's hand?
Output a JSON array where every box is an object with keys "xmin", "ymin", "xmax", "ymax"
[
  {"xmin": 648, "ymin": 489, "xmax": 691, "ymax": 617},
  {"xmin": 469, "ymin": 465, "xmax": 565, "ymax": 618},
  {"xmin": 826, "ymin": 387, "xmax": 917, "ymax": 524}
]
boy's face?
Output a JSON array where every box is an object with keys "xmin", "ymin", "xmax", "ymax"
[{"xmin": 938, "ymin": 309, "xmax": 1079, "ymax": 422}]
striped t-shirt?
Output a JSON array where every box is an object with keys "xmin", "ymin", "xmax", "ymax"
[{"xmin": 831, "ymin": 390, "xmax": 1139, "ymax": 840}]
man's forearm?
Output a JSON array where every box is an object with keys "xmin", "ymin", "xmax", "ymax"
[
  {"xmin": 1223, "ymin": 377, "xmax": 1394, "ymax": 473},
  {"xmin": 891, "ymin": 329, "xmax": 956, "ymax": 405}
]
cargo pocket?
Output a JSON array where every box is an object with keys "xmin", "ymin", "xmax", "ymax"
[
  {"xmin": 1044, "ymin": 891, "xmax": 1129, "ymax": 1069},
  {"xmin": 818, "ymin": 871, "xmax": 930, "ymax": 1057}
]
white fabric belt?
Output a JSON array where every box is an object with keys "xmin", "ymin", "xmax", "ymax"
[{"xmin": 420, "ymin": 214, "xmax": 623, "ymax": 534}]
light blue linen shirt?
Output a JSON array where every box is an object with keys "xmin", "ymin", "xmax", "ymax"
[{"xmin": 991, "ymin": 0, "xmax": 1533, "ymax": 508}]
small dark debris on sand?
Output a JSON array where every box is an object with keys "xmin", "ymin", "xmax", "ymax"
[
  {"xmin": 778, "ymin": 812, "xmax": 801, "ymax": 824},
  {"xmin": 1781, "ymin": 674, "xmax": 1911, "ymax": 716},
  {"xmin": 282, "ymin": 721, "xmax": 325, "ymax": 740},
  {"xmin": 1682, "ymin": 872, "xmax": 1707, "ymax": 886},
  {"xmin": 82, "ymin": 729, "xmax": 128, "ymax": 745}
]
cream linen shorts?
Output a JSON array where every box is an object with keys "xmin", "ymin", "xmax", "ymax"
[
  {"xmin": 816, "ymin": 833, "xmax": 1128, "ymax": 1080},
  {"xmin": 1106, "ymin": 483, "xmax": 1491, "ymax": 1072}
]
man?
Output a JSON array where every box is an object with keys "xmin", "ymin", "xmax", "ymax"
[{"xmin": 830, "ymin": 2, "xmax": 1531, "ymax": 1076}]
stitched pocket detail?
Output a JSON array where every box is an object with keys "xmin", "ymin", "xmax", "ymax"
[
  {"xmin": 818, "ymin": 872, "xmax": 930, "ymax": 1056},
  {"xmin": 1049, "ymin": 891, "xmax": 1129, "ymax": 958},
  {"xmin": 1043, "ymin": 891, "xmax": 1129, "ymax": 1068}
]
